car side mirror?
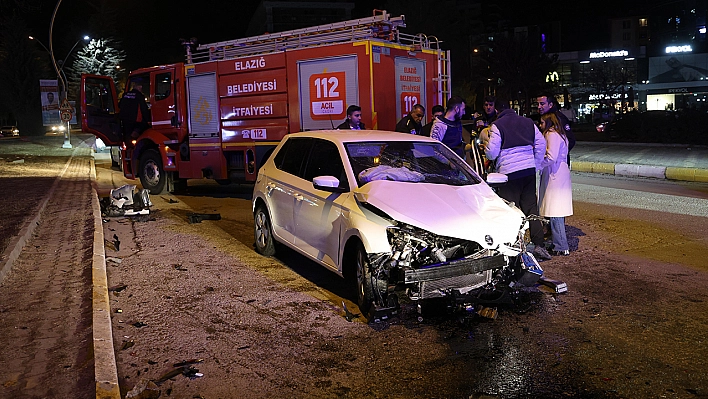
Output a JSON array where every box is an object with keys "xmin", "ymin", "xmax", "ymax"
[
  {"xmin": 313, "ymin": 176, "xmax": 347, "ymax": 193},
  {"xmin": 486, "ymin": 172, "xmax": 508, "ymax": 188}
]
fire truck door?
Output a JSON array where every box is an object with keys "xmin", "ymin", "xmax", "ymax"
[
  {"xmin": 151, "ymin": 69, "xmax": 177, "ymax": 130},
  {"xmin": 81, "ymin": 74, "xmax": 121, "ymax": 145}
]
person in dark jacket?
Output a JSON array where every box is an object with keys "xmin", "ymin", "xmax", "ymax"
[
  {"xmin": 537, "ymin": 93, "xmax": 575, "ymax": 164},
  {"xmin": 475, "ymin": 95, "xmax": 497, "ymax": 133},
  {"xmin": 395, "ymin": 104, "xmax": 425, "ymax": 134},
  {"xmin": 336, "ymin": 105, "xmax": 365, "ymax": 130},
  {"xmin": 430, "ymin": 96, "xmax": 466, "ymax": 158},
  {"xmin": 119, "ymin": 80, "xmax": 151, "ymax": 142},
  {"xmin": 420, "ymin": 105, "xmax": 444, "ymax": 137}
]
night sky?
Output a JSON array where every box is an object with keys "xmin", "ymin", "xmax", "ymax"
[{"xmin": 26, "ymin": 0, "xmax": 669, "ymax": 72}]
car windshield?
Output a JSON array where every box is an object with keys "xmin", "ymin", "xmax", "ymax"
[{"xmin": 345, "ymin": 141, "xmax": 482, "ymax": 187}]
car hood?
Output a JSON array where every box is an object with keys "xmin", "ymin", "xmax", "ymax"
[{"xmin": 354, "ymin": 180, "xmax": 524, "ymax": 248}]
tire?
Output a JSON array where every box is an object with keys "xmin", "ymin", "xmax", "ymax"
[
  {"xmin": 139, "ymin": 149, "xmax": 166, "ymax": 194},
  {"xmin": 254, "ymin": 206, "xmax": 276, "ymax": 256},
  {"xmin": 345, "ymin": 242, "xmax": 375, "ymax": 315}
]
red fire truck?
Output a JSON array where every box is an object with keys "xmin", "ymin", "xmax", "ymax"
[{"xmin": 81, "ymin": 11, "xmax": 451, "ymax": 193}]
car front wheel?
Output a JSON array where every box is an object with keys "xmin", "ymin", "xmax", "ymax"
[
  {"xmin": 346, "ymin": 242, "xmax": 375, "ymax": 315},
  {"xmin": 254, "ymin": 206, "xmax": 276, "ymax": 256}
]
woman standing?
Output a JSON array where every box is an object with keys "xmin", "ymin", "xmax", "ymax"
[{"xmin": 538, "ymin": 112, "xmax": 573, "ymax": 256}]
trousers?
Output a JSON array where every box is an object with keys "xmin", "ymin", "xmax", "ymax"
[
  {"xmin": 495, "ymin": 173, "xmax": 544, "ymax": 246},
  {"xmin": 550, "ymin": 216, "xmax": 569, "ymax": 251}
]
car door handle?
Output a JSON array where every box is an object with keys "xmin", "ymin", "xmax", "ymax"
[{"xmin": 294, "ymin": 194, "xmax": 304, "ymax": 201}]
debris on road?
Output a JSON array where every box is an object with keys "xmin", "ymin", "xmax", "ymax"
[
  {"xmin": 173, "ymin": 358, "xmax": 204, "ymax": 367},
  {"xmin": 160, "ymin": 196, "xmax": 178, "ymax": 204},
  {"xmin": 477, "ymin": 306, "xmax": 498, "ymax": 320},
  {"xmin": 101, "ymin": 184, "xmax": 153, "ymax": 217},
  {"xmin": 154, "ymin": 365, "xmax": 204, "ymax": 385},
  {"xmin": 187, "ymin": 212, "xmax": 221, "ymax": 223},
  {"xmin": 113, "ymin": 234, "xmax": 121, "ymax": 251},
  {"xmin": 125, "ymin": 378, "xmax": 160, "ymax": 399},
  {"xmin": 342, "ymin": 301, "xmax": 360, "ymax": 322},
  {"xmin": 108, "ymin": 284, "xmax": 127, "ymax": 292},
  {"xmin": 539, "ymin": 276, "xmax": 568, "ymax": 293}
]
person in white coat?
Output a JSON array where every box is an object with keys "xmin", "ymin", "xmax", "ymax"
[{"xmin": 538, "ymin": 112, "xmax": 573, "ymax": 256}]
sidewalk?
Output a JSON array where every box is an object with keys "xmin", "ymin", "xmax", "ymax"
[
  {"xmin": 0, "ymin": 135, "xmax": 119, "ymax": 399},
  {"xmin": 571, "ymin": 141, "xmax": 708, "ymax": 182}
]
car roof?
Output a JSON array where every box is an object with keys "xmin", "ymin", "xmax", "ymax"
[{"xmin": 287, "ymin": 130, "xmax": 438, "ymax": 144}]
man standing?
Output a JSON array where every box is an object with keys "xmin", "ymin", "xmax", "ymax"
[
  {"xmin": 475, "ymin": 95, "xmax": 497, "ymax": 133},
  {"xmin": 336, "ymin": 105, "xmax": 365, "ymax": 130},
  {"xmin": 395, "ymin": 104, "xmax": 425, "ymax": 134},
  {"xmin": 484, "ymin": 97, "xmax": 551, "ymax": 260},
  {"xmin": 537, "ymin": 93, "xmax": 576, "ymax": 164},
  {"xmin": 431, "ymin": 96, "xmax": 466, "ymax": 158},
  {"xmin": 119, "ymin": 79, "xmax": 150, "ymax": 142},
  {"xmin": 420, "ymin": 105, "xmax": 444, "ymax": 137}
]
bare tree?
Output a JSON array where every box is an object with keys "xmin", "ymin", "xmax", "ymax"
[{"xmin": 66, "ymin": 37, "xmax": 126, "ymax": 99}]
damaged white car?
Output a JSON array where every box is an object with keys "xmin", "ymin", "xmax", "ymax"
[{"xmin": 252, "ymin": 131, "xmax": 545, "ymax": 319}]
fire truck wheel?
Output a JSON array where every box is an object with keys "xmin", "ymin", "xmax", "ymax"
[
  {"xmin": 254, "ymin": 205, "xmax": 276, "ymax": 256},
  {"xmin": 139, "ymin": 149, "xmax": 166, "ymax": 194}
]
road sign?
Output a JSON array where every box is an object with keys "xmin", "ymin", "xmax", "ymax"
[
  {"xmin": 59, "ymin": 98, "xmax": 72, "ymax": 111},
  {"xmin": 60, "ymin": 110, "xmax": 72, "ymax": 122}
]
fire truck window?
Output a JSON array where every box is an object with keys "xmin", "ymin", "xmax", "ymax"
[
  {"xmin": 155, "ymin": 73, "xmax": 171, "ymax": 101},
  {"xmin": 274, "ymin": 138, "xmax": 312, "ymax": 177},
  {"xmin": 303, "ymin": 139, "xmax": 346, "ymax": 185}
]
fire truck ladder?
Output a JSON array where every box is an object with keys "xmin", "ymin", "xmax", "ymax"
[
  {"xmin": 188, "ymin": 11, "xmax": 433, "ymax": 63},
  {"xmin": 409, "ymin": 34, "xmax": 451, "ymax": 107}
]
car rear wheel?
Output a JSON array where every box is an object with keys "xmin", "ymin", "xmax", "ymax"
[
  {"xmin": 139, "ymin": 149, "xmax": 166, "ymax": 194},
  {"xmin": 254, "ymin": 206, "xmax": 276, "ymax": 256},
  {"xmin": 345, "ymin": 242, "xmax": 375, "ymax": 315}
]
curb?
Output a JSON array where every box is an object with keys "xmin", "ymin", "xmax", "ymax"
[
  {"xmin": 90, "ymin": 156, "xmax": 121, "ymax": 399},
  {"xmin": 571, "ymin": 161, "xmax": 708, "ymax": 182}
]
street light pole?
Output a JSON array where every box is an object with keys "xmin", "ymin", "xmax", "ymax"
[{"xmin": 48, "ymin": 0, "xmax": 74, "ymax": 148}]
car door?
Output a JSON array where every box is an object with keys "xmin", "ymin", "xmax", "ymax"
[
  {"xmin": 292, "ymin": 139, "xmax": 350, "ymax": 269},
  {"xmin": 265, "ymin": 138, "xmax": 313, "ymax": 244},
  {"xmin": 81, "ymin": 75, "xmax": 121, "ymax": 145}
]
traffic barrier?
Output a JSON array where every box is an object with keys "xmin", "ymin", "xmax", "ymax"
[{"xmin": 665, "ymin": 167, "xmax": 708, "ymax": 182}]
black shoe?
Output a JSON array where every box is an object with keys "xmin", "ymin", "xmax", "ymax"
[
  {"xmin": 532, "ymin": 246, "xmax": 552, "ymax": 260},
  {"xmin": 551, "ymin": 250, "xmax": 570, "ymax": 256}
]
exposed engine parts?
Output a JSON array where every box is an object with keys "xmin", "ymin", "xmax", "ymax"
[{"xmin": 365, "ymin": 220, "xmax": 552, "ymax": 318}]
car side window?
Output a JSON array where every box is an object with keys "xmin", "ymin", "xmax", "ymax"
[
  {"xmin": 303, "ymin": 139, "xmax": 346, "ymax": 186},
  {"xmin": 273, "ymin": 138, "xmax": 312, "ymax": 176}
]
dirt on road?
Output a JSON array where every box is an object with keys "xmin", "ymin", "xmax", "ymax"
[
  {"xmin": 1, "ymin": 143, "xmax": 707, "ymax": 399},
  {"xmin": 99, "ymin": 173, "xmax": 708, "ymax": 398}
]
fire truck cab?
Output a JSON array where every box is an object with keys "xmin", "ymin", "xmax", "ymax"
[{"xmin": 81, "ymin": 10, "xmax": 451, "ymax": 193}]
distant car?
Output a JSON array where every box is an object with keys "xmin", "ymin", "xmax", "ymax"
[
  {"xmin": 0, "ymin": 125, "xmax": 20, "ymax": 136},
  {"xmin": 252, "ymin": 130, "xmax": 543, "ymax": 316},
  {"xmin": 50, "ymin": 124, "xmax": 66, "ymax": 134}
]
